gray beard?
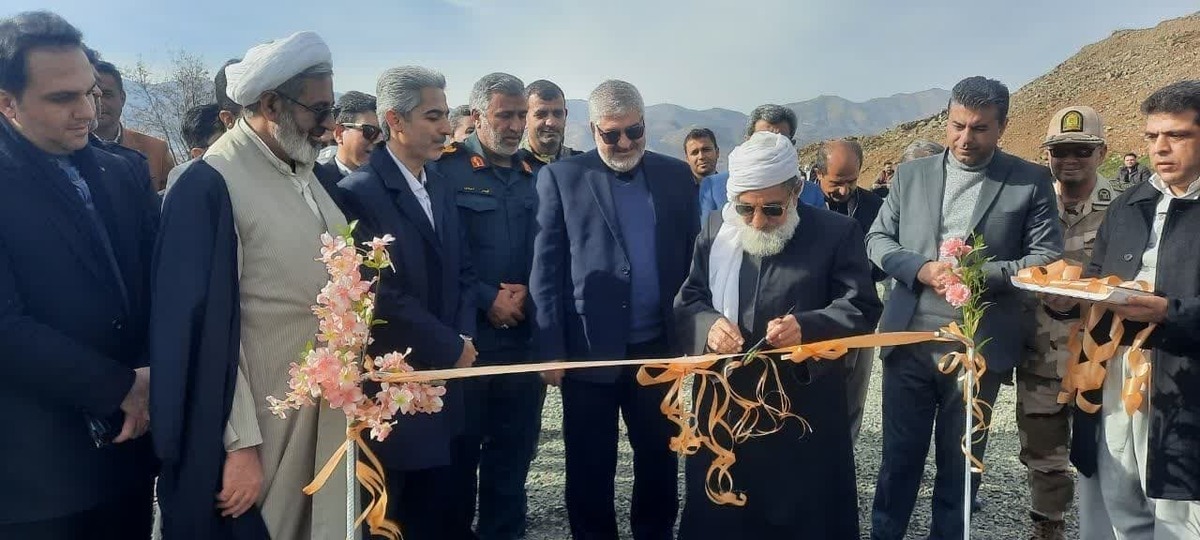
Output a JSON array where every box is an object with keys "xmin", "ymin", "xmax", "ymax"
[
  {"xmin": 600, "ymin": 147, "xmax": 645, "ymax": 173},
  {"xmin": 272, "ymin": 107, "xmax": 319, "ymax": 166},
  {"xmin": 729, "ymin": 204, "xmax": 800, "ymax": 257}
]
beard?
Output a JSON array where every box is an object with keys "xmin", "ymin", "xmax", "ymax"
[
  {"xmin": 535, "ymin": 127, "xmax": 563, "ymax": 148},
  {"xmin": 726, "ymin": 203, "xmax": 801, "ymax": 257},
  {"xmin": 272, "ymin": 106, "xmax": 321, "ymax": 166},
  {"xmin": 480, "ymin": 117, "xmax": 520, "ymax": 156},
  {"xmin": 599, "ymin": 144, "xmax": 645, "ymax": 173}
]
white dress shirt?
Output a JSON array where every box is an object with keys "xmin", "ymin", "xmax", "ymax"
[{"xmin": 386, "ymin": 145, "xmax": 435, "ymax": 229}]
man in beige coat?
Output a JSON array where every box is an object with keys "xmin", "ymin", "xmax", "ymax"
[{"xmin": 152, "ymin": 31, "xmax": 351, "ymax": 540}]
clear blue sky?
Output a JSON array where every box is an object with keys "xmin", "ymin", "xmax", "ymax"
[{"xmin": 10, "ymin": 0, "xmax": 1198, "ymax": 112}]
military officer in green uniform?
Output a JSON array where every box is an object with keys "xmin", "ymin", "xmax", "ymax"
[
  {"xmin": 1018, "ymin": 105, "xmax": 1116, "ymax": 540},
  {"xmin": 430, "ymin": 72, "xmax": 543, "ymax": 540},
  {"xmin": 519, "ymin": 79, "xmax": 580, "ymax": 173}
]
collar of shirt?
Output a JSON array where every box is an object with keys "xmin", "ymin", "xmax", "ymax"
[
  {"xmin": 97, "ymin": 123, "xmax": 123, "ymax": 145},
  {"xmin": 237, "ymin": 119, "xmax": 313, "ymax": 178},
  {"xmin": 1056, "ymin": 175, "xmax": 1108, "ymax": 220},
  {"xmin": 334, "ymin": 156, "xmax": 353, "ymax": 176},
  {"xmin": 1149, "ymin": 173, "xmax": 1200, "ymax": 201},
  {"xmin": 519, "ymin": 137, "xmax": 560, "ymax": 164},
  {"xmin": 385, "ymin": 144, "xmax": 427, "ymax": 189}
]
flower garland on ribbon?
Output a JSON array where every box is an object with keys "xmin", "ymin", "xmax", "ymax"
[
  {"xmin": 267, "ymin": 225, "xmax": 446, "ymax": 540},
  {"xmin": 933, "ymin": 236, "xmax": 992, "ymax": 475}
]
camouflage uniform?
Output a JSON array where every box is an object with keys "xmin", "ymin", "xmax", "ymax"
[{"xmin": 1017, "ymin": 176, "xmax": 1115, "ymax": 522}]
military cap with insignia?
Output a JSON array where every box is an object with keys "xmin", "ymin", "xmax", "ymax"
[{"xmin": 1042, "ymin": 105, "xmax": 1106, "ymax": 147}]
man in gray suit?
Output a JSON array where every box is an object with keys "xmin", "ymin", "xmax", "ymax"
[{"xmin": 866, "ymin": 76, "xmax": 1063, "ymax": 540}]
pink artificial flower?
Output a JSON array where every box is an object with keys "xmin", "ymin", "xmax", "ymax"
[
  {"xmin": 939, "ymin": 237, "xmax": 973, "ymax": 260},
  {"xmin": 945, "ymin": 282, "xmax": 972, "ymax": 308},
  {"xmin": 370, "ymin": 420, "xmax": 394, "ymax": 441}
]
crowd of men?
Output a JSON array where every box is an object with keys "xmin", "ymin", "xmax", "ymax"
[{"xmin": 2, "ymin": 9, "xmax": 1199, "ymax": 540}]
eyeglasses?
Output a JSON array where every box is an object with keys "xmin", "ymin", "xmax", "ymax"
[
  {"xmin": 341, "ymin": 123, "xmax": 382, "ymax": 142},
  {"xmin": 273, "ymin": 92, "xmax": 334, "ymax": 125},
  {"xmin": 595, "ymin": 121, "xmax": 645, "ymax": 145},
  {"xmin": 733, "ymin": 203, "xmax": 787, "ymax": 218},
  {"xmin": 1048, "ymin": 146, "xmax": 1096, "ymax": 159}
]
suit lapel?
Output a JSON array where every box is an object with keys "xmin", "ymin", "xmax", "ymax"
[
  {"xmin": 642, "ymin": 155, "xmax": 674, "ymax": 305},
  {"xmin": 585, "ymin": 154, "xmax": 628, "ymax": 255},
  {"xmin": 968, "ymin": 152, "xmax": 1013, "ymax": 233},
  {"xmin": 30, "ymin": 151, "xmax": 119, "ymax": 290},
  {"xmin": 374, "ymin": 149, "xmax": 443, "ymax": 256},
  {"xmin": 923, "ymin": 153, "xmax": 947, "ymax": 251},
  {"xmin": 427, "ymin": 169, "xmax": 450, "ymax": 242}
]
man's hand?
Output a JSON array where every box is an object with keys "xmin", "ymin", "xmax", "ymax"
[
  {"xmin": 541, "ymin": 369, "xmax": 564, "ymax": 387},
  {"xmin": 487, "ymin": 287, "xmax": 525, "ymax": 329},
  {"xmin": 114, "ymin": 366, "xmax": 150, "ymax": 443},
  {"xmin": 1107, "ymin": 295, "xmax": 1169, "ymax": 324},
  {"xmin": 217, "ymin": 446, "xmax": 262, "ymax": 518},
  {"xmin": 501, "ymin": 283, "xmax": 528, "ymax": 307},
  {"xmin": 1040, "ymin": 293, "xmax": 1080, "ymax": 314},
  {"xmin": 707, "ymin": 317, "xmax": 744, "ymax": 355},
  {"xmin": 455, "ymin": 338, "xmax": 478, "ymax": 368},
  {"xmin": 766, "ymin": 314, "xmax": 802, "ymax": 349},
  {"xmin": 917, "ymin": 261, "xmax": 954, "ymax": 294}
]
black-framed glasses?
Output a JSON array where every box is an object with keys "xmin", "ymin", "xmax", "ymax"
[
  {"xmin": 733, "ymin": 203, "xmax": 787, "ymax": 218},
  {"xmin": 341, "ymin": 122, "xmax": 382, "ymax": 142},
  {"xmin": 274, "ymin": 92, "xmax": 334, "ymax": 125},
  {"xmin": 1048, "ymin": 146, "xmax": 1096, "ymax": 159},
  {"xmin": 595, "ymin": 121, "xmax": 645, "ymax": 145}
]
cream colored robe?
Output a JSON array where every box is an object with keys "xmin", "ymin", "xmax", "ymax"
[{"xmin": 203, "ymin": 120, "xmax": 352, "ymax": 540}]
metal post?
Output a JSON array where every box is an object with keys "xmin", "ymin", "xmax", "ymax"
[
  {"xmin": 963, "ymin": 347, "xmax": 974, "ymax": 540},
  {"xmin": 347, "ymin": 442, "xmax": 358, "ymax": 540}
]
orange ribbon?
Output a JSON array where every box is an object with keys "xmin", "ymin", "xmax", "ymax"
[
  {"xmin": 1014, "ymin": 261, "xmax": 1156, "ymax": 416},
  {"xmin": 304, "ymin": 423, "xmax": 402, "ymax": 540},
  {"xmin": 933, "ymin": 322, "xmax": 990, "ymax": 474}
]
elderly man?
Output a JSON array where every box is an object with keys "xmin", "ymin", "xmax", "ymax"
[
  {"xmin": 338, "ymin": 65, "xmax": 477, "ymax": 540},
  {"xmin": 430, "ymin": 72, "xmax": 543, "ymax": 540},
  {"xmin": 450, "ymin": 104, "xmax": 474, "ymax": 143},
  {"xmin": 867, "ymin": 76, "xmax": 1062, "ymax": 539},
  {"xmin": 1069, "ymin": 80, "xmax": 1200, "ymax": 539},
  {"xmin": 520, "ymin": 79, "xmax": 579, "ymax": 172},
  {"xmin": 697, "ymin": 104, "xmax": 823, "ymax": 223},
  {"xmin": 1016, "ymin": 106, "xmax": 1115, "ymax": 540},
  {"xmin": 92, "ymin": 60, "xmax": 175, "ymax": 191},
  {"xmin": 0, "ymin": 12, "xmax": 159, "ymax": 539},
  {"xmin": 675, "ymin": 132, "xmax": 881, "ymax": 539},
  {"xmin": 812, "ymin": 139, "xmax": 885, "ymax": 445},
  {"xmin": 684, "ymin": 127, "xmax": 719, "ymax": 185},
  {"xmin": 151, "ymin": 32, "xmax": 351, "ymax": 540},
  {"xmin": 315, "ymin": 90, "xmax": 378, "ymax": 182},
  {"xmin": 531, "ymin": 79, "xmax": 698, "ymax": 540}
]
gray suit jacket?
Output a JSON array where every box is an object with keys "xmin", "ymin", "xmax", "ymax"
[{"xmin": 866, "ymin": 150, "xmax": 1062, "ymax": 371}]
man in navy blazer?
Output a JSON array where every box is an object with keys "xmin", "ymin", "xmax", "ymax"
[
  {"xmin": 337, "ymin": 66, "xmax": 478, "ymax": 540},
  {"xmin": 530, "ymin": 80, "xmax": 700, "ymax": 540},
  {"xmin": 0, "ymin": 12, "xmax": 159, "ymax": 539}
]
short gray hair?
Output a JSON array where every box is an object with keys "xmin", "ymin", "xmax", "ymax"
[
  {"xmin": 449, "ymin": 104, "xmax": 471, "ymax": 127},
  {"xmin": 812, "ymin": 139, "xmax": 863, "ymax": 175},
  {"xmin": 469, "ymin": 72, "xmax": 525, "ymax": 115},
  {"xmin": 376, "ymin": 65, "xmax": 446, "ymax": 122},
  {"xmin": 746, "ymin": 104, "xmax": 797, "ymax": 139},
  {"xmin": 900, "ymin": 139, "xmax": 945, "ymax": 163},
  {"xmin": 588, "ymin": 79, "xmax": 644, "ymax": 123},
  {"xmin": 243, "ymin": 62, "xmax": 333, "ymax": 117}
]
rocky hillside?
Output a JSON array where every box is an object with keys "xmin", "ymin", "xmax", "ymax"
[{"xmin": 806, "ymin": 12, "xmax": 1200, "ymax": 185}]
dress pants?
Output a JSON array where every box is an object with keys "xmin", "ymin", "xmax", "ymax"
[
  {"xmin": 450, "ymin": 348, "xmax": 547, "ymax": 540},
  {"xmin": 0, "ymin": 486, "xmax": 153, "ymax": 540},
  {"xmin": 870, "ymin": 344, "xmax": 1002, "ymax": 540},
  {"xmin": 1090, "ymin": 348, "xmax": 1200, "ymax": 539},
  {"xmin": 845, "ymin": 346, "xmax": 874, "ymax": 445},
  {"xmin": 561, "ymin": 336, "xmax": 678, "ymax": 540},
  {"xmin": 372, "ymin": 465, "xmax": 468, "ymax": 540}
]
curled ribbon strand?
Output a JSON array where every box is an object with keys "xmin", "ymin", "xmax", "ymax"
[
  {"xmin": 1015, "ymin": 262, "xmax": 1156, "ymax": 416},
  {"xmin": 305, "ymin": 424, "xmax": 403, "ymax": 540}
]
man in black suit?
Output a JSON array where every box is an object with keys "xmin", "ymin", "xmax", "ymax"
[
  {"xmin": 530, "ymin": 79, "xmax": 700, "ymax": 540},
  {"xmin": 812, "ymin": 138, "xmax": 886, "ymax": 445},
  {"xmin": 316, "ymin": 90, "xmax": 379, "ymax": 184},
  {"xmin": 337, "ymin": 65, "xmax": 478, "ymax": 540},
  {"xmin": 0, "ymin": 11, "xmax": 159, "ymax": 539}
]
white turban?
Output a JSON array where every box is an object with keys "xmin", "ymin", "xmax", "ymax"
[
  {"xmin": 726, "ymin": 131, "xmax": 799, "ymax": 201},
  {"xmin": 225, "ymin": 31, "xmax": 332, "ymax": 107}
]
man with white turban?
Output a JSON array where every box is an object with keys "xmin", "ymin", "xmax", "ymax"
[
  {"xmin": 674, "ymin": 131, "xmax": 882, "ymax": 539},
  {"xmin": 151, "ymin": 31, "xmax": 351, "ymax": 540}
]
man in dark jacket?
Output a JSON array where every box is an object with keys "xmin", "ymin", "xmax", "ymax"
[
  {"xmin": 812, "ymin": 138, "xmax": 885, "ymax": 446},
  {"xmin": 1115, "ymin": 152, "xmax": 1153, "ymax": 191},
  {"xmin": 0, "ymin": 11, "xmax": 158, "ymax": 539},
  {"xmin": 1069, "ymin": 80, "xmax": 1200, "ymax": 537}
]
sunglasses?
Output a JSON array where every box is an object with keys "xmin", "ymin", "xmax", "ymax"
[
  {"xmin": 341, "ymin": 122, "xmax": 382, "ymax": 141},
  {"xmin": 1048, "ymin": 146, "xmax": 1096, "ymax": 159},
  {"xmin": 274, "ymin": 92, "xmax": 334, "ymax": 125},
  {"xmin": 733, "ymin": 203, "xmax": 788, "ymax": 218},
  {"xmin": 595, "ymin": 122, "xmax": 645, "ymax": 145}
]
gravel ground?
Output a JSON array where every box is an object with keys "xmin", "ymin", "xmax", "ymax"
[{"xmin": 523, "ymin": 354, "xmax": 1081, "ymax": 539}]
